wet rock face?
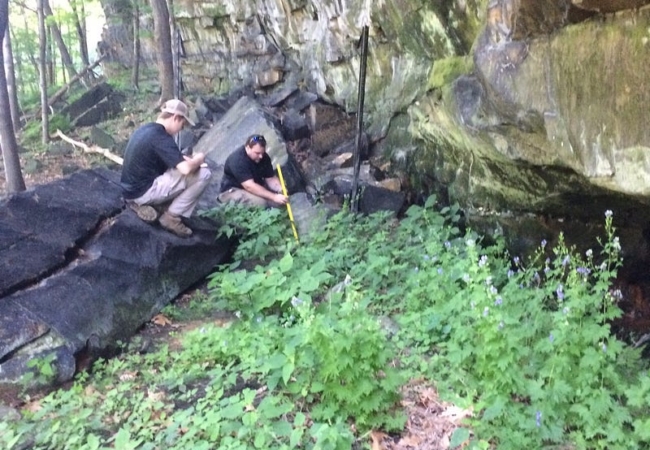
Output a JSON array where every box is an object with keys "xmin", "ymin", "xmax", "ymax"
[
  {"xmin": 485, "ymin": 0, "xmax": 650, "ymax": 43},
  {"xmin": 405, "ymin": 1, "xmax": 650, "ymax": 222}
]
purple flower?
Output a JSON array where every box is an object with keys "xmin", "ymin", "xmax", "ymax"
[
  {"xmin": 562, "ymin": 307, "xmax": 569, "ymax": 315},
  {"xmin": 576, "ymin": 267, "xmax": 591, "ymax": 276},
  {"xmin": 478, "ymin": 255, "xmax": 488, "ymax": 267},
  {"xmin": 536, "ymin": 411, "xmax": 542, "ymax": 427},
  {"xmin": 423, "ymin": 255, "xmax": 430, "ymax": 260},
  {"xmin": 483, "ymin": 307, "xmax": 489, "ymax": 317},
  {"xmin": 291, "ymin": 297, "xmax": 304, "ymax": 307},
  {"xmin": 556, "ymin": 284, "xmax": 564, "ymax": 300},
  {"xmin": 549, "ymin": 333, "xmax": 554, "ymax": 343},
  {"xmin": 437, "ymin": 268, "xmax": 444, "ymax": 275},
  {"xmin": 507, "ymin": 269, "xmax": 514, "ymax": 278},
  {"xmin": 490, "ymin": 286, "xmax": 498, "ymax": 295},
  {"xmin": 514, "ymin": 256, "xmax": 520, "ymax": 265},
  {"xmin": 562, "ymin": 255, "xmax": 570, "ymax": 266},
  {"xmin": 494, "ymin": 296, "xmax": 503, "ymax": 306},
  {"xmin": 602, "ymin": 343, "xmax": 607, "ymax": 352},
  {"xmin": 444, "ymin": 241, "xmax": 451, "ymax": 249},
  {"xmin": 541, "ymin": 240, "xmax": 547, "ymax": 249}
]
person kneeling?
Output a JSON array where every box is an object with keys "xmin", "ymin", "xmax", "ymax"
[{"xmin": 217, "ymin": 134, "xmax": 288, "ymax": 208}]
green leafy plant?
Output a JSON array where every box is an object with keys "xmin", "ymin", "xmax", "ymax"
[{"xmin": 3, "ymin": 199, "xmax": 649, "ymax": 450}]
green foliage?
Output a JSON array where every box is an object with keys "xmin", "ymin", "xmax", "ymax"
[
  {"xmin": 160, "ymin": 290, "xmax": 217, "ymax": 321},
  {"xmin": 21, "ymin": 114, "xmax": 72, "ymax": 149},
  {"xmin": 2, "ymin": 200, "xmax": 649, "ymax": 450},
  {"xmin": 203, "ymin": 203, "xmax": 293, "ymax": 262},
  {"xmin": 20, "ymin": 354, "xmax": 58, "ymax": 389}
]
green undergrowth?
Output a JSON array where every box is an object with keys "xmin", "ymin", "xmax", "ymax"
[{"xmin": 2, "ymin": 199, "xmax": 650, "ymax": 449}]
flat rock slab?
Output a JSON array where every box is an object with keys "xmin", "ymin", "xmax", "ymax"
[{"xmin": 0, "ymin": 169, "xmax": 234, "ymax": 386}]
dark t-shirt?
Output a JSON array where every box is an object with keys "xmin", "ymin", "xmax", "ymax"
[
  {"xmin": 120, "ymin": 123, "xmax": 184, "ymax": 199},
  {"xmin": 220, "ymin": 146, "xmax": 274, "ymax": 192}
]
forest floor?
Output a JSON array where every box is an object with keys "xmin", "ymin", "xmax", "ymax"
[{"xmin": 0, "ymin": 87, "xmax": 157, "ymax": 197}]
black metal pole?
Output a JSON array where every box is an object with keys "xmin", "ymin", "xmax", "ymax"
[
  {"xmin": 174, "ymin": 27, "xmax": 182, "ymax": 149},
  {"xmin": 350, "ymin": 26, "xmax": 369, "ymax": 213}
]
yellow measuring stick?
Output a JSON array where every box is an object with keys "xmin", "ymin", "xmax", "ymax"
[{"xmin": 276, "ymin": 164, "xmax": 299, "ymax": 243}]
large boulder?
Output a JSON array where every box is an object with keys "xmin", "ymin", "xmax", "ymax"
[
  {"xmin": 193, "ymin": 96, "xmax": 306, "ymax": 213},
  {"xmin": 0, "ymin": 169, "xmax": 234, "ymax": 387}
]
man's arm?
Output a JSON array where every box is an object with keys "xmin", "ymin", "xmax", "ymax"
[
  {"xmin": 265, "ymin": 176, "xmax": 283, "ymax": 194},
  {"xmin": 241, "ymin": 179, "xmax": 288, "ymax": 205},
  {"xmin": 176, "ymin": 152, "xmax": 206, "ymax": 175}
]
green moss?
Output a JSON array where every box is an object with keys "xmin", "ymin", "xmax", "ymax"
[
  {"xmin": 201, "ymin": 5, "xmax": 228, "ymax": 19},
  {"xmin": 428, "ymin": 56, "xmax": 473, "ymax": 89}
]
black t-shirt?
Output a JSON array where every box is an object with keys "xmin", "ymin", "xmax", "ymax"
[
  {"xmin": 120, "ymin": 123, "xmax": 184, "ymax": 199},
  {"xmin": 220, "ymin": 146, "xmax": 274, "ymax": 192}
]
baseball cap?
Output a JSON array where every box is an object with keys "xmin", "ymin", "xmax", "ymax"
[{"xmin": 161, "ymin": 99, "xmax": 195, "ymax": 126}]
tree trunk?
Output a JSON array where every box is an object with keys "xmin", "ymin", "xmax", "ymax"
[
  {"xmin": 3, "ymin": 26, "xmax": 20, "ymax": 132},
  {"xmin": 10, "ymin": 28, "xmax": 25, "ymax": 102},
  {"xmin": 38, "ymin": 0, "xmax": 49, "ymax": 145},
  {"xmin": 43, "ymin": 0, "xmax": 78, "ymax": 84},
  {"xmin": 20, "ymin": 7, "xmax": 40, "ymax": 96},
  {"xmin": 150, "ymin": 0, "xmax": 173, "ymax": 103},
  {"xmin": 131, "ymin": 0, "xmax": 140, "ymax": 89},
  {"xmin": 68, "ymin": 0, "xmax": 89, "ymax": 68},
  {"xmin": 0, "ymin": 0, "xmax": 26, "ymax": 192},
  {"xmin": 47, "ymin": 25, "xmax": 54, "ymax": 85}
]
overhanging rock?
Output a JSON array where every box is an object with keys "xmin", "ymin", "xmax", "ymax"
[{"xmin": 0, "ymin": 169, "xmax": 234, "ymax": 387}]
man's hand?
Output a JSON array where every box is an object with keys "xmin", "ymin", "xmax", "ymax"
[
  {"xmin": 273, "ymin": 193, "xmax": 289, "ymax": 205},
  {"xmin": 242, "ymin": 179, "xmax": 289, "ymax": 205},
  {"xmin": 177, "ymin": 152, "xmax": 206, "ymax": 175}
]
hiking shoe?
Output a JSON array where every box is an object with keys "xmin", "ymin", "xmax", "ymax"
[
  {"xmin": 159, "ymin": 212, "xmax": 192, "ymax": 237},
  {"xmin": 127, "ymin": 201, "xmax": 158, "ymax": 223}
]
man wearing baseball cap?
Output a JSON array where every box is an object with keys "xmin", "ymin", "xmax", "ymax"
[{"xmin": 120, "ymin": 98, "xmax": 210, "ymax": 237}]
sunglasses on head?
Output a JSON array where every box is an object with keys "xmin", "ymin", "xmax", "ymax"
[{"xmin": 247, "ymin": 135, "xmax": 267, "ymax": 147}]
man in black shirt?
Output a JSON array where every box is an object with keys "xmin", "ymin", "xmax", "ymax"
[
  {"xmin": 121, "ymin": 99, "xmax": 210, "ymax": 237},
  {"xmin": 218, "ymin": 134, "xmax": 288, "ymax": 208}
]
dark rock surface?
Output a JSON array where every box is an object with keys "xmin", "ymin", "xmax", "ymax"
[{"xmin": 0, "ymin": 169, "xmax": 234, "ymax": 387}]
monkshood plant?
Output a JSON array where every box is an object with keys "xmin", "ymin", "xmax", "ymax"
[{"xmin": 390, "ymin": 208, "xmax": 650, "ymax": 449}]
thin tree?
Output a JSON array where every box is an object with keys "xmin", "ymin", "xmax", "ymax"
[
  {"xmin": 0, "ymin": 0, "xmax": 26, "ymax": 192},
  {"xmin": 131, "ymin": 0, "xmax": 140, "ymax": 89},
  {"xmin": 10, "ymin": 28, "xmax": 26, "ymax": 100},
  {"xmin": 43, "ymin": 0, "xmax": 78, "ymax": 83},
  {"xmin": 68, "ymin": 0, "xmax": 89, "ymax": 67},
  {"xmin": 38, "ymin": 0, "xmax": 49, "ymax": 145},
  {"xmin": 4, "ymin": 26, "xmax": 21, "ymax": 132},
  {"xmin": 19, "ymin": 5, "xmax": 40, "ymax": 88},
  {"xmin": 150, "ymin": 0, "xmax": 174, "ymax": 103},
  {"xmin": 46, "ymin": 24, "xmax": 54, "ymax": 84}
]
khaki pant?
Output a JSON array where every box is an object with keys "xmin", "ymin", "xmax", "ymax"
[
  {"xmin": 132, "ymin": 167, "xmax": 211, "ymax": 217},
  {"xmin": 218, "ymin": 188, "xmax": 281, "ymax": 208}
]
